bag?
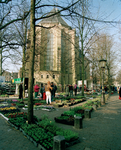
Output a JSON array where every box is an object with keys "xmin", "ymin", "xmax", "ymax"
[
  {"xmin": 119, "ymin": 96, "xmax": 121, "ymax": 100},
  {"xmin": 40, "ymin": 93, "xmax": 42, "ymax": 98}
]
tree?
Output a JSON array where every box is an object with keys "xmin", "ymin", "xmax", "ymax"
[
  {"xmin": 116, "ymin": 70, "xmax": 121, "ymax": 84},
  {"xmin": 90, "ymin": 33, "xmax": 116, "ymax": 94},
  {"xmin": 70, "ymin": 0, "xmax": 99, "ymax": 96},
  {"xmin": 27, "ymin": 0, "xmax": 83, "ymax": 123}
]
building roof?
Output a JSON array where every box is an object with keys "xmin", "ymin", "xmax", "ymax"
[{"xmin": 40, "ymin": 8, "xmax": 71, "ymax": 28}]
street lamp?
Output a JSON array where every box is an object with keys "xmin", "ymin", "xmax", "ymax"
[{"xmin": 99, "ymin": 59, "xmax": 107, "ymax": 105}]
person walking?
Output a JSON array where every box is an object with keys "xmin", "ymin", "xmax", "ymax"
[
  {"xmin": 50, "ymin": 82, "xmax": 54, "ymax": 102},
  {"xmin": 45, "ymin": 81, "xmax": 53, "ymax": 104},
  {"xmin": 74, "ymin": 84, "xmax": 77, "ymax": 96},
  {"xmin": 53, "ymin": 83, "xmax": 57, "ymax": 97},
  {"xmin": 119, "ymin": 86, "xmax": 121, "ymax": 100},
  {"xmin": 19, "ymin": 82, "xmax": 23, "ymax": 100},
  {"xmin": 34, "ymin": 84, "xmax": 40, "ymax": 98},
  {"xmin": 42, "ymin": 84, "xmax": 46, "ymax": 100},
  {"xmin": 69, "ymin": 84, "xmax": 73, "ymax": 97},
  {"xmin": 40, "ymin": 84, "xmax": 44, "ymax": 99}
]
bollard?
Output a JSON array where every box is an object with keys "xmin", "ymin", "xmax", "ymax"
[
  {"xmin": 84, "ymin": 109, "xmax": 91, "ymax": 119},
  {"xmin": 74, "ymin": 116, "xmax": 82, "ymax": 129},
  {"xmin": 92, "ymin": 104, "xmax": 97, "ymax": 111},
  {"xmin": 97, "ymin": 101, "xmax": 101, "ymax": 107},
  {"xmin": 53, "ymin": 135, "xmax": 65, "ymax": 150}
]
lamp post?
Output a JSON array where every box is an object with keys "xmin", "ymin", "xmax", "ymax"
[{"xmin": 99, "ymin": 59, "xmax": 107, "ymax": 105}]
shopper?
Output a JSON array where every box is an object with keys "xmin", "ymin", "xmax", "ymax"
[
  {"xmin": 42, "ymin": 84, "xmax": 46, "ymax": 100},
  {"xmin": 45, "ymin": 81, "xmax": 53, "ymax": 104},
  {"xmin": 50, "ymin": 82, "xmax": 54, "ymax": 102},
  {"xmin": 19, "ymin": 82, "xmax": 23, "ymax": 100},
  {"xmin": 53, "ymin": 83, "xmax": 57, "ymax": 97},
  {"xmin": 74, "ymin": 84, "xmax": 77, "ymax": 96},
  {"xmin": 34, "ymin": 84, "xmax": 40, "ymax": 98},
  {"xmin": 69, "ymin": 84, "xmax": 73, "ymax": 97},
  {"xmin": 40, "ymin": 84, "xmax": 44, "ymax": 98}
]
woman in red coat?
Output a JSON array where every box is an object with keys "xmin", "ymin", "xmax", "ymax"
[{"xmin": 34, "ymin": 84, "xmax": 40, "ymax": 98}]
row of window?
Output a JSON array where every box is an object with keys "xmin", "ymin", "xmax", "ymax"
[{"xmin": 41, "ymin": 74, "xmax": 55, "ymax": 79}]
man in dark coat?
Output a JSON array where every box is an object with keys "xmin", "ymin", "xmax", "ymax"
[
  {"xmin": 19, "ymin": 82, "xmax": 23, "ymax": 99},
  {"xmin": 51, "ymin": 82, "xmax": 54, "ymax": 102},
  {"xmin": 53, "ymin": 83, "xmax": 57, "ymax": 97},
  {"xmin": 69, "ymin": 84, "xmax": 73, "ymax": 97}
]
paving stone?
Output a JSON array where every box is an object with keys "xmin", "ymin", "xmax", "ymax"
[{"xmin": 0, "ymin": 93, "xmax": 121, "ymax": 150}]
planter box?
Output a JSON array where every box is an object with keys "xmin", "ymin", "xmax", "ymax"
[
  {"xmin": 38, "ymin": 144, "xmax": 46, "ymax": 150},
  {"xmin": 66, "ymin": 138, "xmax": 80, "ymax": 148},
  {"xmin": 54, "ymin": 116, "xmax": 74, "ymax": 126},
  {"xmin": 26, "ymin": 134, "xmax": 30, "ymax": 140},
  {"xmin": 55, "ymin": 100, "xmax": 62, "ymax": 103},
  {"xmin": 53, "ymin": 104, "xmax": 63, "ymax": 108},
  {"xmin": 33, "ymin": 140, "xmax": 38, "ymax": 147},
  {"xmin": 64, "ymin": 103, "xmax": 72, "ymax": 106},
  {"xmin": 8, "ymin": 121, "xmax": 19, "ymax": 130}
]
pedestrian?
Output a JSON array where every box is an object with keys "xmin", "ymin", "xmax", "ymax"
[
  {"xmin": 74, "ymin": 84, "xmax": 77, "ymax": 96},
  {"xmin": 119, "ymin": 87, "xmax": 121, "ymax": 100},
  {"xmin": 79, "ymin": 85, "xmax": 82, "ymax": 92},
  {"xmin": 42, "ymin": 84, "xmax": 46, "ymax": 100},
  {"xmin": 45, "ymin": 81, "xmax": 53, "ymax": 104},
  {"xmin": 50, "ymin": 82, "xmax": 54, "ymax": 102},
  {"xmin": 40, "ymin": 84, "xmax": 44, "ymax": 98},
  {"xmin": 104, "ymin": 86, "xmax": 108, "ymax": 94},
  {"xmin": 19, "ymin": 82, "xmax": 23, "ymax": 100},
  {"xmin": 69, "ymin": 84, "xmax": 73, "ymax": 97},
  {"xmin": 34, "ymin": 84, "xmax": 40, "ymax": 98},
  {"xmin": 84, "ymin": 84, "xmax": 87, "ymax": 91},
  {"xmin": 53, "ymin": 83, "xmax": 57, "ymax": 97}
]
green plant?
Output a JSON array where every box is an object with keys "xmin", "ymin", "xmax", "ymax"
[
  {"xmin": 57, "ymin": 116, "xmax": 70, "ymax": 120},
  {"xmin": 70, "ymin": 106, "xmax": 83, "ymax": 113},
  {"xmin": 56, "ymin": 129, "xmax": 78, "ymax": 142},
  {"xmin": 63, "ymin": 110, "xmax": 75, "ymax": 116},
  {"xmin": 86, "ymin": 100, "xmax": 93, "ymax": 106}
]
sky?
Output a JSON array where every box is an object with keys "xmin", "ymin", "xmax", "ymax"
[
  {"xmin": 3, "ymin": 0, "xmax": 121, "ymax": 73},
  {"xmin": 91, "ymin": 0, "xmax": 121, "ymax": 74}
]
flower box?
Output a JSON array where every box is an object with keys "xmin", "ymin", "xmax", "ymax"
[
  {"xmin": 33, "ymin": 140, "xmax": 38, "ymax": 147},
  {"xmin": 66, "ymin": 137, "xmax": 80, "ymax": 147},
  {"xmin": 35, "ymin": 103, "xmax": 42, "ymax": 106},
  {"xmin": 38, "ymin": 144, "xmax": 46, "ymax": 150},
  {"xmin": 54, "ymin": 115, "xmax": 74, "ymax": 126}
]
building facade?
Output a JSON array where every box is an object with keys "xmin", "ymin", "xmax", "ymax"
[
  {"xmin": 26, "ymin": 8, "xmax": 80, "ymax": 87},
  {"xmin": 2, "ymin": 71, "xmax": 18, "ymax": 82}
]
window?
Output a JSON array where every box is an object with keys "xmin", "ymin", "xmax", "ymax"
[
  {"xmin": 53, "ymin": 75, "xmax": 55, "ymax": 79},
  {"xmin": 46, "ymin": 31, "xmax": 53, "ymax": 70},
  {"xmin": 41, "ymin": 75, "xmax": 43, "ymax": 78},
  {"xmin": 46, "ymin": 75, "xmax": 49, "ymax": 78}
]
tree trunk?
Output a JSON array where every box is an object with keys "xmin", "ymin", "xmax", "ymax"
[
  {"xmin": 81, "ymin": 6, "xmax": 84, "ymax": 96},
  {"xmin": 22, "ymin": 20, "xmax": 27, "ymax": 98},
  {"xmin": 28, "ymin": 0, "xmax": 35, "ymax": 124}
]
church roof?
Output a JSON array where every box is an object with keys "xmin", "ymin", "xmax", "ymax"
[{"xmin": 40, "ymin": 8, "xmax": 71, "ymax": 28}]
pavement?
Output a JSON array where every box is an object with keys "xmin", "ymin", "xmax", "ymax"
[{"xmin": 0, "ymin": 93, "xmax": 121, "ymax": 150}]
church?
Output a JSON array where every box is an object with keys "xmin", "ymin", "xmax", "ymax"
[{"xmin": 26, "ymin": 8, "xmax": 81, "ymax": 87}]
